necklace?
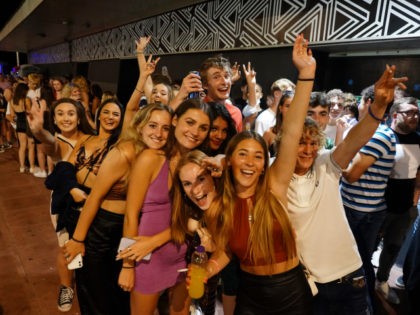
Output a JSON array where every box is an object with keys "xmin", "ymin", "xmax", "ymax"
[{"xmin": 246, "ymin": 198, "xmax": 254, "ymax": 224}]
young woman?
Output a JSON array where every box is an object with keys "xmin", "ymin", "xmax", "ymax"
[
  {"xmin": 207, "ymin": 102, "xmax": 237, "ymax": 156},
  {"xmin": 181, "ymin": 34, "xmax": 316, "ymax": 314},
  {"xmin": 42, "ymin": 98, "xmax": 123, "ymax": 312},
  {"xmin": 27, "ymin": 97, "xmax": 95, "ymax": 312},
  {"xmin": 9, "ymin": 82, "xmax": 35, "ymax": 173},
  {"xmin": 263, "ymin": 90, "xmax": 294, "ymax": 158},
  {"xmin": 63, "ymin": 103, "xmax": 173, "ymax": 315},
  {"xmin": 171, "ymin": 150, "xmax": 221, "ymax": 315},
  {"xmin": 117, "ymin": 99, "xmax": 211, "ymax": 315}
]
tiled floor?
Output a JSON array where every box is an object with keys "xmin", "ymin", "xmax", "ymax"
[
  {"xmin": 0, "ymin": 148, "xmax": 80, "ymax": 315},
  {"xmin": 0, "ymin": 147, "xmax": 411, "ymax": 314}
]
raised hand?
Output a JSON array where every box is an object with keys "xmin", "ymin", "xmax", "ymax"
[
  {"xmin": 242, "ymin": 62, "xmax": 256, "ymax": 86},
  {"xmin": 292, "ymin": 34, "xmax": 316, "ymax": 77},
  {"xmin": 231, "ymin": 62, "xmax": 241, "ymax": 83},
  {"xmin": 373, "ymin": 65, "xmax": 408, "ymax": 107},
  {"xmin": 26, "ymin": 100, "xmax": 45, "ymax": 134},
  {"xmin": 135, "ymin": 36, "xmax": 151, "ymax": 54},
  {"xmin": 144, "ymin": 54, "xmax": 161, "ymax": 77}
]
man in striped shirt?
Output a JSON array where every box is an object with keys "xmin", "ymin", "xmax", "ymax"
[{"xmin": 341, "ymin": 85, "xmax": 397, "ymax": 308}]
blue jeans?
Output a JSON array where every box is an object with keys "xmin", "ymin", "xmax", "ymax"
[
  {"xmin": 314, "ymin": 267, "xmax": 370, "ymax": 315},
  {"xmin": 344, "ymin": 207, "xmax": 386, "ymax": 307}
]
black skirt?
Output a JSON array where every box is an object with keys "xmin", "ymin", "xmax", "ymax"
[{"xmin": 234, "ymin": 264, "xmax": 313, "ymax": 315}]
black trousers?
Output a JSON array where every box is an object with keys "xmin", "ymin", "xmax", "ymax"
[
  {"xmin": 76, "ymin": 208, "xmax": 130, "ymax": 315},
  {"xmin": 234, "ymin": 264, "xmax": 312, "ymax": 315}
]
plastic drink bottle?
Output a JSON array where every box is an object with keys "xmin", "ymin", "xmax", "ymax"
[
  {"xmin": 188, "ymin": 71, "xmax": 201, "ymax": 99},
  {"xmin": 188, "ymin": 245, "xmax": 207, "ymax": 299}
]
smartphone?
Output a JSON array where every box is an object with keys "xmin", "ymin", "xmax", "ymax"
[
  {"xmin": 117, "ymin": 237, "xmax": 151, "ymax": 261},
  {"xmin": 67, "ymin": 253, "xmax": 83, "ymax": 270}
]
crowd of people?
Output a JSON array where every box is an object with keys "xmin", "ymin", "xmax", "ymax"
[{"xmin": 1, "ymin": 34, "xmax": 419, "ymax": 315}]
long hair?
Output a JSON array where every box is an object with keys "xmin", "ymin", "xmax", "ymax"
[
  {"xmin": 12, "ymin": 83, "xmax": 29, "ymax": 105},
  {"xmin": 219, "ymin": 131, "xmax": 297, "ymax": 267},
  {"xmin": 96, "ymin": 98, "xmax": 124, "ymax": 149},
  {"xmin": 207, "ymin": 102, "xmax": 237, "ymax": 155},
  {"xmin": 116, "ymin": 103, "xmax": 173, "ymax": 156},
  {"xmin": 167, "ymin": 98, "xmax": 212, "ymax": 157},
  {"xmin": 272, "ymin": 91, "xmax": 294, "ymax": 135},
  {"xmin": 51, "ymin": 98, "xmax": 95, "ymax": 135},
  {"xmin": 171, "ymin": 150, "xmax": 212, "ymax": 244}
]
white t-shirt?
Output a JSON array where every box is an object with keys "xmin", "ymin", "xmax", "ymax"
[
  {"xmin": 254, "ymin": 108, "xmax": 275, "ymax": 136},
  {"xmin": 287, "ymin": 150, "xmax": 362, "ymax": 283}
]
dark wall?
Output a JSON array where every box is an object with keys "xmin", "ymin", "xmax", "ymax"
[{"xmin": 324, "ymin": 56, "xmax": 420, "ymax": 98}]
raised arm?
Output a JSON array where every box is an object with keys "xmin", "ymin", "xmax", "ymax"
[
  {"xmin": 123, "ymin": 36, "xmax": 160, "ymax": 130},
  {"xmin": 333, "ymin": 65, "xmax": 408, "ymax": 169},
  {"xmin": 26, "ymin": 99, "xmax": 59, "ymax": 159},
  {"xmin": 169, "ymin": 72, "xmax": 202, "ymax": 110},
  {"xmin": 269, "ymin": 34, "xmax": 316, "ymax": 203}
]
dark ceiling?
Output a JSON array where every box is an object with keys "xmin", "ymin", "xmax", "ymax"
[
  {"xmin": 0, "ymin": 0, "xmax": 419, "ymax": 56},
  {"xmin": 0, "ymin": 0, "xmax": 206, "ymax": 53}
]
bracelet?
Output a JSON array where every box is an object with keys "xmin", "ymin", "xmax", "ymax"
[
  {"xmin": 135, "ymin": 88, "xmax": 144, "ymax": 93},
  {"xmin": 135, "ymin": 51, "xmax": 144, "ymax": 55},
  {"xmin": 297, "ymin": 78, "xmax": 315, "ymax": 81},
  {"xmin": 208, "ymin": 259, "xmax": 220, "ymax": 274},
  {"xmin": 368, "ymin": 106, "xmax": 385, "ymax": 122},
  {"xmin": 71, "ymin": 236, "xmax": 84, "ymax": 243},
  {"xmin": 122, "ymin": 266, "xmax": 135, "ymax": 269}
]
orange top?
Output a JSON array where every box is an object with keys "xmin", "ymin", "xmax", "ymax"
[{"xmin": 228, "ymin": 196, "xmax": 288, "ymax": 266}]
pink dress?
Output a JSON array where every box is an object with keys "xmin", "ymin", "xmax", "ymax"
[{"xmin": 134, "ymin": 160, "xmax": 187, "ymax": 294}]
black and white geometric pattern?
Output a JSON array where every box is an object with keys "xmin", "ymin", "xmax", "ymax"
[{"xmin": 29, "ymin": 0, "xmax": 420, "ymax": 64}]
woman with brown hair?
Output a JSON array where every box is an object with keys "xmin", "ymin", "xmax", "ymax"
[{"xmin": 175, "ymin": 34, "xmax": 316, "ymax": 314}]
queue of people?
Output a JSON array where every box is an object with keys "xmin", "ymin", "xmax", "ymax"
[{"xmin": 2, "ymin": 33, "xmax": 419, "ymax": 315}]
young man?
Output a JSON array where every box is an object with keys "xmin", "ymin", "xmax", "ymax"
[
  {"xmin": 306, "ymin": 91, "xmax": 334, "ymax": 149},
  {"xmin": 286, "ymin": 66, "xmax": 407, "ymax": 314},
  {"xmin": 340, "ymin": 85, "xmax": 397, "ymax": 308},
  {"xmin": 200, "ymin": 56, "xmax": 243, "ymax": 131},
  {"xmin": 324, "ymin": 89, "xmax": 345, "ymax": 145},
  {"xmin": 375, "ymin": 96, "xmax": 420, "ymax": 304}
]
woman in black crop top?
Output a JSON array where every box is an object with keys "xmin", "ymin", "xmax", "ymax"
[
  {"xmin": 9, "ymin": 82, "xmax": 36, "ymax": 173},
  {"xmin": 27, "ymin": 97, "xmax": 95, "ymax": 312},
  {"xmin": 177, "ymin": 35, "xmax": 316, "ymax": 315}
]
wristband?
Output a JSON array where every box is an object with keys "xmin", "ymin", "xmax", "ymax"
[
  {"xmin": 368, "ymin": 106, "xmax": 385, "ymax": 122},
  {"xmin": 297, "ymin": 78, "xmax": 315, "ymax": 81},
  {"xmin": 122, "ymin": 266, "xmax": 135, "ymax": 269},
  {"xmin": 71, "ymin": 236, "xmax": 84, "ymax": 243},
  {"xmin": 135, "ymin": 51, "xmax": 144, "ymax": 55}
]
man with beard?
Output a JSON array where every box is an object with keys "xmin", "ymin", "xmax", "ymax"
[{"xmin": 375, "ymin": 97, "xmax": 420, "ymax": 305}]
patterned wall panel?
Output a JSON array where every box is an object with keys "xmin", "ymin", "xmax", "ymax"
[
  {"xmin": 29, "ymin": 0, "xmax": 420, "ymax": 64},
  {"xmin": 29, "ymin": 42, "xmax": 70, "ymax": 64}
]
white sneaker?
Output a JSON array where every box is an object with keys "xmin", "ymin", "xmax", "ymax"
[
  {"xmin": 375, "ymin": 280, "xmax": 400, "ymax": 304},
  {"xmin": 34, "ymin": 170, "xmax": 47, "ymax": 178}
]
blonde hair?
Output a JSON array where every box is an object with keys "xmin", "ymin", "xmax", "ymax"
[
  {"xmin": 270, "ymin": 78, "xmax": 296, "ymax": 93},
  {"xmin": 116, "ymin": 103, "xmax": 173, "ymax": 155},
  {"xmin": 71, "ymin": 75, "xmax": 89, "ymax": 93},
  {"xmin": 218, "ymin": 131, "xmax": 297, "ymax": 267},
  {"xmin": 61, "ymin": 83, "xmax": 80, "ymax": 98}
]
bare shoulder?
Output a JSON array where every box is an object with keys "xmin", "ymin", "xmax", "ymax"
[{"xmin": 136, "ymin": 148, "xmax": 166, "ymax": 166}]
